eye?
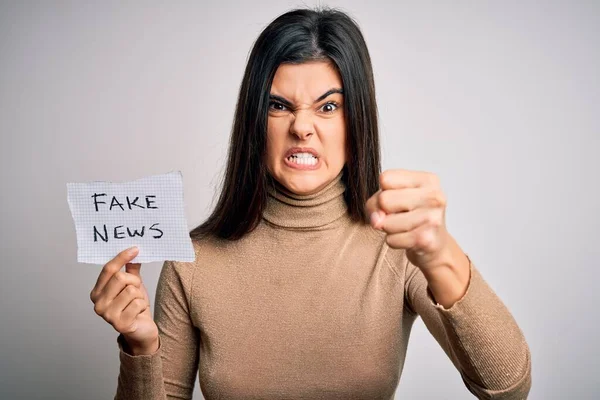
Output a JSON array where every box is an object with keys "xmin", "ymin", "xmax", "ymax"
[
  {"xmin": 269, "ymin": 101, "xmax": 288, "ymax": 112},
  {"xmin": 320, "ymin": 101, "xmax": 339, "ymax": 114}
]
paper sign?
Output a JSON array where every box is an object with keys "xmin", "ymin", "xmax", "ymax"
[{"xmin": 67, "ymin": 171, "xmax": 195, "ymax": 264}]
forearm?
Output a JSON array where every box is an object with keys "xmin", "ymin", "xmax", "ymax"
[
  {"xmin": 421, "ymin": 235, "xmax": 470, "ymax": 309},
  {"xmin": 408, "ymin": 248, "xmax": 532, "ymax": 397},
  {"xmin": 115, "ymin": 334, "xmax": 167, "ymax": 400},
  {"xmin": 430, "ymin": 266, "xmax": 532, "ymax": 397}
]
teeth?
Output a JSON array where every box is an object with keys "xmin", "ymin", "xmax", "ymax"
[
  {"xmin": 291, "ymin": 152, "xmax": 316, "ymax": 158},
  {"xmin": 288, "ymin": 153, "xmax": 317, "ymax": 166}
]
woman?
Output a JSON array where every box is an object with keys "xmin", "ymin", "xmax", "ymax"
[{"xmin": 90, "ymin": 7, "xmax": 532, "ymax": 399}]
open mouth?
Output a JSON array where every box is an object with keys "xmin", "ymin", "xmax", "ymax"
[{"xmin": 286, "ymin": 152, "xmax": 318, "ymax": 166}]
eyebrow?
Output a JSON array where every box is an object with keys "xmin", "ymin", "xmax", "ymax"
[{"xmin": 269, "ymin": 88, "xmax": 343, "ymax": 107}]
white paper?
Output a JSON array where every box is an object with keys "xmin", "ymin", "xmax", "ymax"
[{"xmin": 67, "ymin": 171, "xmax": 195, "ymax": 264}]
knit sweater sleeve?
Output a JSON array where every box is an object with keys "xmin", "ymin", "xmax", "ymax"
[
  {"xmin": 403, "ymin": 255, "xmax": 532, "ymax": 399},
  {"xmin": 114, "ymin": 260, "xmax": 199, "ymax": 399}
]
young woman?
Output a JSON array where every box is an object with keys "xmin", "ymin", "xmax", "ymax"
[{"xmin": 90, "ymin": 7, "xmax": 531, "ymax": 399}]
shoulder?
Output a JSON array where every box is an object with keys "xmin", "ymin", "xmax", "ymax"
[{"xmin": 160, "ymin": 234, "xmax": 229, "ymax": 288}]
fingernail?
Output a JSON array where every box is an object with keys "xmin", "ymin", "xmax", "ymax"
[{"xmin": 127, "ymin": 246, "xmax": 139, "ymax": 255}]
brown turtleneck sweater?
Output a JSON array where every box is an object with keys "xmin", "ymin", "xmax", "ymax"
[{"xmin": 115, "ymin": 172, "xmax": 531, "ymax": 399}]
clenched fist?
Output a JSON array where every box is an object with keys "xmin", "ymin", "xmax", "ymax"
[{"xmin": 366, "ymin": 169, "xmax": 453, "ymax": 273}]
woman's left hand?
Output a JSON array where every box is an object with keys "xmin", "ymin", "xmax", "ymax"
[{"xmin": 365, "ymin": 169, "xmax": 454, "ymax": 274}]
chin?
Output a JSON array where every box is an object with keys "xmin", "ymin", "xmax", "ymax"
[{"xmin": 277, "ymin": 173, "xmax": 328, "ymax": 196}]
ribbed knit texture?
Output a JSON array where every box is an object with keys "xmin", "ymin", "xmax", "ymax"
[{"xmin": 115, "ymin": 172, "xmax": 531, "ymax": 399}]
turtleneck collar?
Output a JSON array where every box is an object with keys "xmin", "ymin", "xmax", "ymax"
[{"xmin": 262, "ymin": 171, "xmax": 348, "ymax": 230}]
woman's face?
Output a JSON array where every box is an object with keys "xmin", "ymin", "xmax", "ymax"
[{"xmin": 266, "ymin": 61, "xmax": 346, "ymax": 195}]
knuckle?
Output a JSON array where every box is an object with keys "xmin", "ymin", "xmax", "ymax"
[
  {"xmin": 126, "ymin": 285, "xmax": 138, "ymax": 296},
  {"xmin": 378, "ymin": 191, "xmax": 391, "ymax": 212},
  {"xmin": 100, "ymin": 263, "xmax": 111, "ymax": 274},
  {"xmin": 428, "ymin": 190, "xmax": 440, "ymax": 207},
  {"xmin": 134, "ymin": 298, "xmax": 147, "ymax": 309},
  {"xmin": 385, "ymin": 235, "xmax": 395, "ymax": 247},
  {"xmin": 114, "ymin": 271, "xmax": 126, "ymax": 284},
  {"xmin": 102, "ymin": 261, "xmax": 119, "ymax": 276},
  {"xmin": 436, "ymin": 192, "xmax": 447, "ymax": 207},
  {"xmin": 104, "ymin": 311, "xmax": 115, "ymax": 324},
  {"xmin": 367, "ymin": 190, "xmax": 381, "ymax": 211},
  {"xmin": 417, "ymin": 230, "xmax": 434, "ymax": 249},
  {"xmin": 385, "ymin": 234, "xmax": 402, "ymax": 249},
  {"xmin": 379, "ymin": 171, "xmax": 390, "ymax": 187},
  {"xmin": 428, "ymin": 172, "xmax": 440, "ymax": 185},
  {"xmin": 113, "ymin": 322, "xmax": 126, "ymax": 333},
  {"xmin": 130, "ymin": 275, "xmax": 141, "ymax": 287},
  {"xmin": 425, "ymin": 213, "xmax": 436, "ymax": 225}
]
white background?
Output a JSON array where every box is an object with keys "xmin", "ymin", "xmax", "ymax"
[{"xmin": 1, "ymin": 1, "xmax": 598, "ymax": 399}]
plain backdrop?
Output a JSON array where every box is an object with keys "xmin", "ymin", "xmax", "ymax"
[{"xmin": 1, "ymin": 1, "xmax": 598, "ymax": 399}]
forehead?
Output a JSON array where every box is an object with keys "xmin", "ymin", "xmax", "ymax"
[{"xmin": 270, "ymin": 61, "xmax": 343, "ymax": 97}]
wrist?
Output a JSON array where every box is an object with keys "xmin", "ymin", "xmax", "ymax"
[
  {"xmin": 421, "ymin": 238, "xmax": 470, "ymax": 309},
  {"xmin": 125, "ymin": 336, "xmax": 160, "ymax": 356}
]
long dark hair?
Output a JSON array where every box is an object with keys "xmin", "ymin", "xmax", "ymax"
[{"xmin": 190, "ymin": 7, "xmax": 381, "ymax": 241}]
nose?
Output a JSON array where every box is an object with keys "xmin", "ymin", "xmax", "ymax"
[{"xmin": 289, "ymin": 110, "xmax": 314, "ymax": 140}]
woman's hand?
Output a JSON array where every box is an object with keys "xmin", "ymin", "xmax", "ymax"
[
  {"xmin": 365, "ymin": 169, "xmax": 454, "ymax": 270},
  {"xmin": 365, "ymin": 169, "xmax": 471, "ymax": 308},
  {"xmin": 90, "ymin": 247, "xmax": 159, "ymax": 355}
]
